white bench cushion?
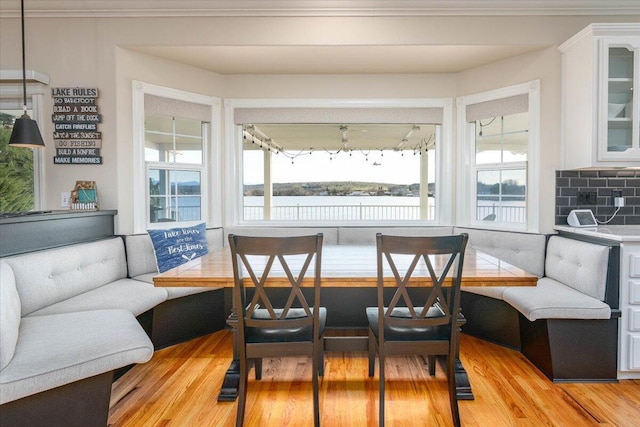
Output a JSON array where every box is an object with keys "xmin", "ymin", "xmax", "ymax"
[
  {"xmin": 0, "ymin": 261, "xmax": 21, "ymax": 370},
  {"xmin": 503, "ymin": 278, "xmax": 611, "ymax": 321},
  {"xmin": 26, "ymin": 278, "xmax": 167, "ymax": 317},
  {"xmin": 4, "ymin": 238, "xmax": 128, "ymax": 316},
  {"xmin": 126, "ymin": 228, "xmax": 224, "ymax": 278},
  {"xmin": 338, "ymin": 226, "xmax": 454, "ymax": 245},
  {"xmin": 126, "ymin": 229, "xmax": 225, "ymax": 300},
  {"xmin": 132, "ymin": 272, "xmax": 220, "ymax": 299},
  {"xmin": 454, "ymin": 227, "xmax": 546, "ymax": 277},
  {"xmin": 225, "ymin": 227, "xmax": 339, "ymax": 245},
  {"xmin": 0, "ymin": 309, "xmax": 153, "ymax": 404},
  {"xmin": 544, "ymin": 236, "xmax": 609, "ymax": 301}
]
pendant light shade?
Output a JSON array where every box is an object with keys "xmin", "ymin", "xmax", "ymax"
[
  {"xmin": 8, "ymin": 0, "xmax": 45, "ymax": 149},
  {"xmin": 9, "ymin": 113, "xmax": 45, "ymax": 148}
]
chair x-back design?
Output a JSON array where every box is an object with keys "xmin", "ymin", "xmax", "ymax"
[
  {"xmin": 228, "ymin": 233, "xmax": 325, "ymax": 427},
  {"xmin": 367, "ymin": 232, "xmax": 468, "ymax": 427}
]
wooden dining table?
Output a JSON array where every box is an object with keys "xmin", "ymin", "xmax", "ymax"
[{"xmin": 154, "ymin": 244, "xmax": 537, "ymax": 402}]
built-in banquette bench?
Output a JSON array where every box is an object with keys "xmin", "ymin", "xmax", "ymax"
[
  {"xmin": 0, "ymin": 228, "xmax": 227, "ymax": 427},
  {"xmin": 228, "ymin": 226, "xmax": 621, "ymax": 381},
  {"xmin": 454, "ymin": 227, "xmax": 621, "ymax": 381}
]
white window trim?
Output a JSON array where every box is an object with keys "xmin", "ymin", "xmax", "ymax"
[
  {"xmin": 0, "ymin": 79, "xmax": 48, "ymax": 211},
  {"xmin": 456, "ymin": 80, "xmax": 540, "ymax": 232},
  {"xmin": 132, "ymin": 81, "xmax": 221, "ymax": 233},
  {"xmin": 224, "ymin": 98, "xmax": 453, "ymax": 227}
]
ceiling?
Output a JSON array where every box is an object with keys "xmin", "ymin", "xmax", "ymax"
[
  {"xmin": 1, "ymin": 1, "xmax": 638, "ymax": 17},
  {"xmin": 1, "ymin": 1, "xmax": 638, "ymax": 75},
  {"xmin": 129, "ymin": 44, "xmax": 547, "ymax": 75}
]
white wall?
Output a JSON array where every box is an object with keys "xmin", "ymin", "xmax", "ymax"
[{"xmin": 1, "ymin": 13, "xmax": 638, "ymax": 234}]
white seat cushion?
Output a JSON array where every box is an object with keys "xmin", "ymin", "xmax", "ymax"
[
  {"xmin": 503, "ymin": 278, "xmax": 611, "ymax": 321},
  {"xmin": 0, "ymin": 309, "xmax": 153, "ymax": 404},
  {"xmin": 26, "ymin": 279, "xmax": 167, "ymax": 317},
  {"xmin": 0, "ymin": 261, "xmax": 21, "ymax": 370}
]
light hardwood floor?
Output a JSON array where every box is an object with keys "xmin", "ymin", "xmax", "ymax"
[{"xmin": 109, "ymin": 330, "xmax": 640, "ymax": 426}]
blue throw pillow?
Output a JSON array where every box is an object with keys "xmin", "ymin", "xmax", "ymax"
[{"xmin": 148, "ymin": 223, "xmax": 208, "ymax": 273}]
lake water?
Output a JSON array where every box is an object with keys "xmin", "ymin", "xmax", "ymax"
[{"xmin": 244, "ymin": 195, "xmax": 423, "ymax": 207}]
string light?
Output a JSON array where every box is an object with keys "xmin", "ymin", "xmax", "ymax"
[{"xmin": 242, "ymin": 124, "xmax": 435, "ymax": 163}]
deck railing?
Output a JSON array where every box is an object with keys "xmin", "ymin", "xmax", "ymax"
[{"xmin": 244, "ymin": 204, "xmax": 525, "ymax": 222}]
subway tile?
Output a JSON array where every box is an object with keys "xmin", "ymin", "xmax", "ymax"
[
  {"xmin": 556, "ymin": 177, "xmax": 570, "ymax": 187},
  {"xmin": 625, "ymin": 215, "xmax": 640, "ymax": 225},
  {"xmin": 626, "ymin": 178, "xmax": 640, "ymax": 187},
  {"xmin": 607, "ymin": 178, "xmax": 626, "ymax": 187},
  {"xmin": 570, "ymin": 178, "xmax": 588, "ymax": 187},
  {"xmin": 580, "ymin": 170, "xmax": 599, "ymax": 177},
  {"xmin": 622, "ymin": 187, "xmax": 635, "ymax": 197},
  {"xmin": 617, "ymin": 170, "xmax": 637, "ymax": 177},
  {"xmin": 559, "ymin": 206, "xmax": 574, "ymax": 216},
  {"xmin": 626, "ymin": 197, "xmax": 640, "ymax": 206},
  {"xmin": 560, "ymin": 170, "xmax": 580, "ymax": 178},
  {"xmin": 556, "ymin": 215, "xmax": 568, "ymax": 225},
  {"xmin": 588, "ymin": 178, "xmax": 607, "ymax": 187},
  {"xmin": 561, "ymin": 187, "xmax": 578, "ymax": 196},
  {"xmin": 556, "ymin": 196, "xmax": 569, "ymax": 206},
  {"xmin": 598, "ymin": 170, "xmax": 620, "ymax": 177}
]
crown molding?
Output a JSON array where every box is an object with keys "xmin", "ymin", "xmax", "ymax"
[{"xmin": 0, "ymin": 1, "xmax": 639, "ymax": 18}]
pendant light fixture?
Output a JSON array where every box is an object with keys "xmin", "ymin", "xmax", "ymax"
[{"xmin": 9, "ymin": 0, "xmax": 45, "ymax": 148}]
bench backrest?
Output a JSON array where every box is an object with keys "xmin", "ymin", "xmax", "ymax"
[
  {"xmin": 125, "ymin": 228, "xmax": 224, "ymax": 278},
  {"xmin": 545, "ymin": 236, "xmax": 609, "ymax": 301},
  {"xmin": 224, "ymin": 226, "xmax": 339, "ymax": 245},
  {"xmin": 2, "ymin": 238, "xmax": 128, "ymax": 316},
  {"xmin": 453, "ymin": 227, "xmax": 547, "ymax": 277},
  {"xmin": 338, "ymin": 226, "xmax": 454, "ymax": 245}
]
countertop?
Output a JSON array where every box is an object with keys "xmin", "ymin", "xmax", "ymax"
[{"xmin": 554, "ymin": 225, "xmax": 640, "ymax": 242}]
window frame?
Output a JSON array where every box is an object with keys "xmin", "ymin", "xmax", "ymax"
[
  {"xmin": 223, "ymin": 98, "xmax": 454, "ymax": 227},
  {"xmin": 456, "ymin": 81, "xmax": 540, "ymax": 232},
  {"xmin": 132, "ymin": 81, "xmax": 221, "ymax": 233},
  {"xmin": 0, "ymin": 71, "xmax": 47, "ymax": 212}
]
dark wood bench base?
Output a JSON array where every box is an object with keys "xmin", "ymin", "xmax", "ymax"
[
  {"xmin": 0, "ymin": 371, "xmax": 113, "ymax": 427},
  {"xmin": 461, "ymin": 292, "xmax": 521, "ymax": 350},
  {"xmin": 151, "ymin": 289, "xmax": 227, "ymax": 349},
  {"xmin": 461, "ymin": 291, "xmax": 619, "ymax": 382},
  {"xmin": 519, "ymin": 314, "xmax": 619, "ymax": 382}
]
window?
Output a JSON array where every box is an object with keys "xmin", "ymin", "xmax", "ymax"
[
  {"xmin": 0, "ymin": 72, "xmax": 47, "ymax": 213},
  {"xmin": 0, "ymin": 107, "xmax": 36, "ymax": 212},
  {"xmin": 225, "ymin": 99, "xmax": 453, "ymax": 225},
  {"xmin": 457, "ymin": 81, "xmax": 540, "ymax": 231},
  {"xmin": 132, "ymin": 82, "xmax": 221, "ymax": 232}
]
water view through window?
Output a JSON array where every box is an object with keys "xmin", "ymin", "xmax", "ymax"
[{"xmin": 242, "ymin": 123, "xmax": 437, "ymax": 221}]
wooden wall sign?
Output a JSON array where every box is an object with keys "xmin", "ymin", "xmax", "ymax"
[{"xmin": 52, "ymin": 87, "xmax": 103, "ymax": 165}]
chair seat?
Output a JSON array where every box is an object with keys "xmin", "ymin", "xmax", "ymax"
[
  {"xmin": 246, "ymin": 307, "xmax": 327, "ymax": 343},
  {"xmin": 366, "ymin": 306, "xmax": 450, "ymax": 341}
]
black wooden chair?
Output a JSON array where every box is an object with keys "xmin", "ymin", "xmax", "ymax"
[
  {"xmin": 228, "ymin": 233, "xmax": 325, "ymax": 427},
  {"xmin": 367, "ymin": 232, "xmax": 468, "ymax": 427}
]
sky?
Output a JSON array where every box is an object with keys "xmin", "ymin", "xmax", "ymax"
[{"xmin": 243, "ymin": 148, "xmax": 433, "ymax": 186}]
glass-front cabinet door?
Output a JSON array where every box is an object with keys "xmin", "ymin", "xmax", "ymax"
[{"xmin": 599, "ymin": 37, "xmax": 640, "ymax": 161}]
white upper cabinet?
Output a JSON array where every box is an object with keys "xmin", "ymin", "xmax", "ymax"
[{"xmin": 560, "ymin": 24, "xmax": 640, "ymax": 169}]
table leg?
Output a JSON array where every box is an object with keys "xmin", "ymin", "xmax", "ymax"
[
  {"xmin": 454, "ymin": 358, "xmax": 474, "ymax": 400},
  {"xmin": 218, "ymin": 309, "xmax": 240, "ymax": 402}
]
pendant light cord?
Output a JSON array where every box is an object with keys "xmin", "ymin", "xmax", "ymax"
[{"xmin": 21, "ymin": 0, "xmax": 27, "ymax": 115}]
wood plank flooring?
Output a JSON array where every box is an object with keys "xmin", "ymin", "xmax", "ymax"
[{"xmin": 109, "ymin": 330, "xmax": 640, "ymax": 426}]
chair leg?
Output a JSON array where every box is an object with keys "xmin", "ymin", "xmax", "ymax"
[
  {"xmin": 318, "ymin": 340, "xmax": 325, "ymax": 377},
  {"xmin": 254, "ymin": 358, "xmax": 262, "ymax": 380},
  {"xmin": 428, "ymin": 355, "xmax": 436, "ymax": 376},
  {"xmin": 378, "ymin": 351, "xmax": 385, "ymax": 427},
  {"xmin": 368, "ymin": 328, "xmax": 376, "ymax": 377},
  {"xmin": 312, "ymin": 342, "xmax": 321, "ymax": 427},
  {"xmin": 446, "ymin": 355, "xmax": 461, "ymax": 427},
  {"xmin": 236, "ymin": 356, "xmax": 249, "ymax": 427}
]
